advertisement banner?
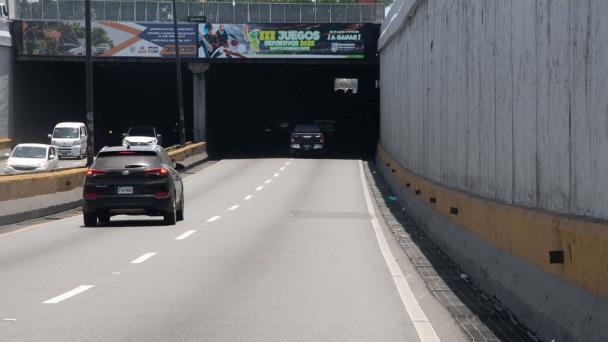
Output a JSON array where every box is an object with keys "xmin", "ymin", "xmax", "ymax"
[
  {"xmin": 20, "ymin": 21, "xmax": 197, "ymax": 57},
  {"xmin": 197, "ymin": 23, "xmax": 365, "ymax": 59}
]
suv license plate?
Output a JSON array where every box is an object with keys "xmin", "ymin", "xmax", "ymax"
[{"xmin": 117, "ymin": 186, "xmax": 133, "ymax": 195}]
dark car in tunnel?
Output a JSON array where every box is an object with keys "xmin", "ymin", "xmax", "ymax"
[
  {"xmin": 289, "ymin": 124, "xmax": 325, "ymax": 155},
  {"xmin": 82, "ymin": 145, "xmax": 184, "ymax": 227}
]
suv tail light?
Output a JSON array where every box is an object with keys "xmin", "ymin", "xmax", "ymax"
[
  {"xmin": 145, "ymin": 167, "xmax": 169, "ymax": 177},
  {"xmin": 290, "ymin": 133, "xmax": 295, "ymax": 143},
  {"xmin": 154, "ymin": 191, "xmax": 170, "ymax": 198},
  {"xmin": 319, "ymin": 133, "xmax": 325, "ymax": 144},
  {"xmin": 83, "ymin": 192, "xmax": 98, "ymax": 200},
  {"xmin": 86, "ymin": 169, "xmax": 108, "ymax": 177}
]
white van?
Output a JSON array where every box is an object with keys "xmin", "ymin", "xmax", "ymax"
[{"xmin": 48, "ymin": 122, "xmax": 88, "ymax": 159}]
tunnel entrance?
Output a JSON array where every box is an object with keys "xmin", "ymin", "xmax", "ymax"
[
  {"xmin": 13, "ymin": 60, "xmax": 377, "ymax": 159},
  {"xmin": 13, "ymin": 61, "xmax": 194, "ymax": 149},
  {"xmin": 205, "ymin": 63, "xmax": 379, "ymax": 159}
]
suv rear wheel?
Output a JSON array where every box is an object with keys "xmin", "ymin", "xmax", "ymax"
[
  {"xmin": 164, "ymin": 197, "xmax": 177, "ymax": 225},
  {"xmin": 176, "ymin": 194, "xmax": 184, "ymax": 221},
  {"xmin": 83, "ymin": 212, "xmax": 97, "ymax": 227}
]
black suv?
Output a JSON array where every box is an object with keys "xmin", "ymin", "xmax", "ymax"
[{"xmin": 82, "ymin": 145, "xmax": 184, "ymax": 226}]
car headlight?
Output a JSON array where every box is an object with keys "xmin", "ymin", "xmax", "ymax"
[
  {"xmin": 122, "ymin": 139, "xmax": 128, "ymax": 146},
  {"xmin": 39, "ymin": 161, "xmax": 48, "ymax": 168}
]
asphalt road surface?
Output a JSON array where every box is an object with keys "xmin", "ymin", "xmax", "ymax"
[
  {"xmin": 0, "ymin": 158, "xmax": 86, "ymax": 174},
  {"xmin": 0, "ymin": 158, "xmax": 465, "ymax": 342}
]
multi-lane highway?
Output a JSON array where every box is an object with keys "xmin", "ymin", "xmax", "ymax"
[{"xmin": 0, "ymin": 158, "xmax": 465, "ymax": 341}]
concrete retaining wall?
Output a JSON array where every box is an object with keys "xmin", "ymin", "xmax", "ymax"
[
  {"xmin": 377, "ymin": 146, "xmax": 608, "ymax": 342},
  {"xmin": 378, "ymin": 1, "xmax": 608, "ymax": 339},
  {"xmin": 379, "ymin": 0, "xmax": 608, "ymax": 221},
  {"xmin": 0, "ymin": 142, "xmax": 206, "ymax": 226}
]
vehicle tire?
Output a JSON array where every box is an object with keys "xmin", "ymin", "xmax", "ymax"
[
  {"xmin": 98, "ymin": 214, "xmax": 110, "ymax": 225},
  {"xmin": 164, "ymin": 197, "xmax": 177, "ymax": 225},
  {"xmin": 176, "ymin": 194, "xmax": 184, "ymax": 221},
  {"xmin": 83, "ymin": 212, "xmax": 97, "ymax": 227}
]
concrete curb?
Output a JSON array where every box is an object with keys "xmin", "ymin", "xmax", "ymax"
[{"xmin": 376, "ymin": 153, "xmax": 608, "ymax": 342}]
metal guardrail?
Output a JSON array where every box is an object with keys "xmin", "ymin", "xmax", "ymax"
[{"xmin": 17, "ymin": 1, "xmax": 385, "ymax": 23}]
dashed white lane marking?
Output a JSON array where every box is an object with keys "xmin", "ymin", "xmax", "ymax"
[
  {"xmin": 273, "ymin": 173, "xmax": 280, "ymax": 178},
  {"xmin": 264, "ymin": 179, "xmax": 272, "ymax": 184},
  {"xmin": 228, "ymin": 205, "xmax": 239, "ymax": 211},
  {"xmin": 42, "ymin": 285, "xmax": 95, "ymax": 304},
  {"xmin": 244, "ymin": 195, "xmax": 253, "ymax": 200},
  {"xmin": 280, "ymin": 167, "xmax": 286, "ymax": 171},
  {"xmin": 112, "ymin": 272, "xmax": 121, "ymax": 275},
  {"xmin": 206, "ymin": 216, "xmax": 221, "ymax": 223},
  {"xmin": 130, "ymin": 252, "xmax": 157, "ymax": 264},
  {"xmin": 285, "ymin": 162, "xmax": 290, "ymax": 165},
  {"xmin": 255, "ymin": 186, "xmax": 264, "ymax": 191},
  {"xmin": 175, "ymin": 230, "xmax": 197, "ymax": 240},
  {"xmin": 3, "ymin": 318, "xmax": 17, "ymax": 322},
  {"xmin": 358, "ymin": 160, "xmax": 440, "ymax": 342}
]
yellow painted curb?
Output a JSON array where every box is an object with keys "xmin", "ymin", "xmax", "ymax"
[{"xmin": 378, "ymin": 144, "xmax": 608, "ymax": 300}]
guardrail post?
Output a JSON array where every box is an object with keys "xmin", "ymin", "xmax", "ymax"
[{"xmin": 329, "ymin": 4, "xmax": 331, "ymax": 22}]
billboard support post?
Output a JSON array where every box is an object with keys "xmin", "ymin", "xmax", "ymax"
[
  {"xmin": 85, "ymin": 0, "xmax": 95, "ymax": 166},
  {"xmin": 171, "ymin": 0, "xmax": 186, "ymax": 145}
]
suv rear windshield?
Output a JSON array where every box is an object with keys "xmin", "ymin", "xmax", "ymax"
[
  {"xmin": 294, "ymin": 124, "xmax": 321, "ymax": 133},
  {"xmin": 94, "ymin": 151, "xmax": 160, "ymax": 169},
  {"xmin": 128, "ymin": 127, "xmax": 155, "ymax": 137}
]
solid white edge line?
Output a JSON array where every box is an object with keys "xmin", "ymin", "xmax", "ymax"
[
  {"xmin": 42, "ymin": 285, "xmax": 95, "ymax": 304},
  {"xmin": 255, "ymin": 186, "xmax": 264, "ymax": 191},
  {"xmin": 244, "ymin": 195, "xmax": 253, "ymax": 200},
  {"xmin": 358, "ymin": 160, "xmax": 441, "ymax": 342},
  {"xmin": 228, "ymin": 205, "xmax": 239, "ymax": 211},
  {"xmin": 265, "ymin": 179, "xmax": 272, "ymax": 184},
  {"xmin": 206, "ymin": 216, "xmax": 221, "ymax": 223},
  {"xmin": 280, "ymin": 167, "xmax": 286, "ymax": 171},
  {"xmin": 130, "ymin": 252, "xmax": 157, "ymax": 264},
  {"xmin": 175, "ymin": 230, "xmax": 197, "ymax": 240},
  {"xmin": 273, "ymin": 173, "xmax": 280, "ymax": 177}
]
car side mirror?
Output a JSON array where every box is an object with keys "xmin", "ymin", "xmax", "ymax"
[{"xmin": 48, "ymin": 134, "xmax": 52, "ymax": 139}]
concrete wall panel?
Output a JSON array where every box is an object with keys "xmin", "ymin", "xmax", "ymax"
[{"xmin": 379, "ymin": 0, "xmax": 608, "ymax": 220}]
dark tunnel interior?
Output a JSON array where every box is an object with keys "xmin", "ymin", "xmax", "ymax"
[{"xmin": 13, "ymin": 60, "xmax": 378, "ymax": 159}]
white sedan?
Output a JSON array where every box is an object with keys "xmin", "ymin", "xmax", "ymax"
[{"xmin": 3, "ymin": 144, "xmax": 60, "ymax": 174}]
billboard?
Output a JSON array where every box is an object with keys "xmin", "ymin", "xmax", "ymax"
[
  {"xmin": 197, "ymin": 23, "xmax": 365, "ymax": 59},
  {"xmin": 20, "ymin": 21, "xmax": 197, "ymax": 58},
  {"xmin": 18, "ymin": 21, "xmax": 369, "ymax": 59}
]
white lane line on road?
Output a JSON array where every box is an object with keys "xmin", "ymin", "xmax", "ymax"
[
  {"xmin": 264, "ymin": 179, "xmax": 272, "ymax": 184},
  {"xmin": 244, "ymin": 195, "xmax": 253, "ymax": 200},
  {"xmin": 3, "ymin": 318, "xmax": 17, "ymax": 322},
  {"xmin": 273, "ymin": 173, "xmax": 280, "ymax": 178},
  {"xmin": 280, "ymin": 167, "xmax": 286, "ymax": 171},
  {"xmin": 206, "ymin": 216, "xmax": 221, "ymax": 222},
  {"xmin": 42, "ymin": 285, "xmax": 95, "ymax": 304},
  {"xmin": 175, "ymin": 230, "xmax": 197, "ymax": 240},
  {"xmin": 228, "ymin": 205, "xmax": 239, "ymax": 211},
  {"xmin": 130, "ymin": 252, "xmax": 157, "ymax": 264},
  {"xmin": 255, "ymin": 186, "xmax": 264, "ymax": 191},
  {"xmin": 285, "ymin": 162, "xmax": 290, "ymax": 165},
  {"xmin": 358, "ymin": 160, "xmax": 440, "ymax": 342}
]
